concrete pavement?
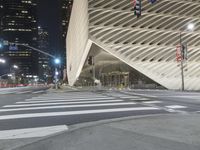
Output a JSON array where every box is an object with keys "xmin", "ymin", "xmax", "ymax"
[{"xmin": 8, "ymin": 113, "xmax": 200, "ymax": 150}]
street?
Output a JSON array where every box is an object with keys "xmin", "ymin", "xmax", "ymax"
[{"xmin": 0, "ymin": 87, "xmax": 200, "ymax": 135}]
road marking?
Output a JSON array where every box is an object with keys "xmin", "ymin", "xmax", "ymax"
[
  {"xmin": 0, "ymin": 107, "xmax": 160, "ymax": 120},
  {"xmin": 0, "ymin": 125, "xmax": 68, "ymax": 139},
  {"xmin": 22, "ymin": 98, "xmax": 115, "ymax": 103},
  {"xmin": 0, "ymin": 102, "xmax": 136, "ymax": 112},
  {"xmin": 121, "ymin": 91, "xmax": 157, "ymax": 98},
  {"xmin": 0, "ymin": 92, "xmax": 15, "ymax": 94},
  {"xmin": 131, "ymin": 98, "xmax": 149, "ymax": 101},
  {"xmin": 143, "ymin": 101, "xmax": 162, "ymax": 104},
  {"xmin": 119, "ymin": 96, "xmax": 141, "ymax": 99},
  {"xmin": 25, "ymin": 97, "xmax": 113, "ymax": 101},
  {"xmin": 3, "ymin": 100, "xmax": 124, "ymax": 108},
  {"xmin": 16, "ymin": 91, "xmax": 31, "ymax": 94},
  {"xmin": 32, "ymin": 91, "xmax": 45, "ymax": 94},
  {"xmin": 165, "ymin": 105, "xmax": 187, "ymax": 109}
]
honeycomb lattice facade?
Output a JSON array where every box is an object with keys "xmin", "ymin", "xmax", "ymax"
[{"xmin": 67, "ymin": 0, "xmax": 200, "ymax": 90}]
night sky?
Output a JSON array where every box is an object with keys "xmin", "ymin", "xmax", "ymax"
[{"xmin": 36, "ymin": 0, "xmax": 63, "ymax": 55}]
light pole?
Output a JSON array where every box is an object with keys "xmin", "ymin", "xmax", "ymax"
[
  {"xmin": 54, "ymin": 58, "xmax": 61, "ymax": 89},
  {"xmin": 179, "ymin": 23, "xmax": 194, "ymax": 91}
]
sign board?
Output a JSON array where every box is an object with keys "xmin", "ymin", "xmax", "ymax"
[
  {"xmin": 176, "ymin": 44, "xmax": 182, "ymax": 62},
  {"xmin": 9, "ymin": 44, "xmax": 18, "ymax": 51}
]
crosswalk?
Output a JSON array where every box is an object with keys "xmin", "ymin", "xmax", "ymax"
[
  {"xmin": 0, "ymin": 91, "xmax": 191, "ymax": 139},
  {"xmin": 0, "ymin": 91, "xmax": 165, "ymax": 139}
]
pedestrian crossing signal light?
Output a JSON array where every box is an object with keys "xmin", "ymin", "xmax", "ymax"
[{"xmin": 134, "ymin": 0, "xmax": 141, "ymax": 18}]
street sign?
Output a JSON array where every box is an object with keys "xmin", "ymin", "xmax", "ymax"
[{"xmin": 9, "ymin": 44, "xmax": 18, "ymax": 51}]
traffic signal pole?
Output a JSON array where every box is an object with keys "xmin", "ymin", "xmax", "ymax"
[{"xmin": 180, "ymin": 32, "xmax": 185, "ymax": 91}]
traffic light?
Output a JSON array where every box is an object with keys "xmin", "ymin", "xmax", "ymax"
[
  {"xmin": 88, "ymin": 56, "xmax": 93, "ymax": 65},
  {"xmin": 134, "ymin": 0, "xmax": 141, "ymax": 18}
]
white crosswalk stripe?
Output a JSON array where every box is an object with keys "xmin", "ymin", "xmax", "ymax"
[
  {"xmin": 0, "ymin": 125, "xmax": 68, "ymax": 139},
  {"xmin": 0, "ymin": 107, "xmax": 160, "ymax": 120},
  {"xmin": 4, "ymin": 100, "xmax": 124, "ymax": 108}
]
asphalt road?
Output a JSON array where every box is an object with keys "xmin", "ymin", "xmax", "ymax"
[
  {"xmin": 0, "ymin": 88, "xmax": 200, "ymax": 140},
  {"xmin": 0, "ymin": 86, "xmax": 49, "ymax": 107}
]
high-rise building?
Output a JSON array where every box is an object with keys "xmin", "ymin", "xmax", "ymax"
[
  {"xmin": 0, "ymin": 0, "xmax": 38, "ymax": 76},
  {"xmin": 61, "ymin": 0, "xmax": 73, "ymax": 66},
  {"xmin": 37, "ymin": 26, "xmax": 52, "ymax": 82}
]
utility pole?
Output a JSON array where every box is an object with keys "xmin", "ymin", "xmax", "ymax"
[{"xmin": 92, "ymin": 56, "xmax": 95, "ymax": 86}]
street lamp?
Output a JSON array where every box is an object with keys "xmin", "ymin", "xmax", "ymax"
[
  {"xmin": 187, "ymin": 23, "xmax": 194, "ymax": 31},
  {"xmin": 54, "ymin": 58, "xmax": 61, "ymax": 65},
  {"xmin": 54, "ymin": 58, "xmax": 61, "ymax": 89},
  {"xmin": 179, "ymin": 23, "xmax": 194, "ymax": 91},
  {"xmin": 0, "ymin": 58, "xmax": 5, "ymax": 64}
]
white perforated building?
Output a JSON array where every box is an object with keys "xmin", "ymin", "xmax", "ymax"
[{"xmin": 67, "ymin": 0, "xmax": 200, "ymax": 90}]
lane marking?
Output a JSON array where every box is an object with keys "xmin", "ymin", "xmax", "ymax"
[
  {"xmin": 0, "ymin": 102, "xmax": 136, "ymax": 112},
  {"xmin": 22, "ymin": 98, "xmax": 115, "ymax": 103},
  {"xmin": 0, "ymin": 107, "xmax": 160, "ymax": 120},
  {"xmin": 131, "ymin": 98, "xmax": 149, "ymax": 101},
  {"xmin": 165, "ymin": 105, "xmax": 187, "ymax": 109},
  {"xmin": 16, "ymin": 91, "xmax": 31, "ymax": 94},
  {"xmin": 120, "ymin": 96, "xmax": 141, "ymax": 99},
  {"xmin": 32, "ymin": 91, "xmax": 45, "ymax": 94},
  {"xmin": 121, "ymin": 91, "xmax": 157, "ymax": 98},
  {"xmin": 0, "ymin": 125, "xmax": 68, "ymax": 139},
  {"xmin": 143, "ymin": 101, "xmax": 162, "ymax": 104},
  {"xmin": 3, "ymin": 100, "xmax": 124, "ymax": 108},
  {"xmin": 25, "ymin": 97, "xmax": 113, "ymax": 101}
]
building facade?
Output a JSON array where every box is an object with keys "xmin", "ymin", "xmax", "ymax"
[
  {"xmin": 0, "ymin": 0, "xmax": 38, "ymax": 76},
  {"xmin": 37, "ymin": 26, "xmax": 52, "ymax": 82},
  {"xmin": 67, "ymin": 0, "xmax": 200, "ymax": 90}
]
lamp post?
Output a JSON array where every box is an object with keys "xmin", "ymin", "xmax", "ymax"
[
  {"xmin": 179, "ymin": 23, "xmax": 194, "ymax": 91},
  {"xmin": 54, "ymin": 58, "xmax": 61, "ymax": 89}
]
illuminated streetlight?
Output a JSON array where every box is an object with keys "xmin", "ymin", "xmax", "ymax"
[
  {"xmin": 187, "ymin": 23, "xmax": 194, "ymax": 31},
  {"xmin": 54, "ymin": 58, "xmax": 61, "ymax": 65},
  {"xmin": 0, "ymin": 58, "xmax": 5, "ymax": 64}
]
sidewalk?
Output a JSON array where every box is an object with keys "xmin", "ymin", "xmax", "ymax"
[{"xmin": 7, "ymin": 113, "xmax": 200, "ymax": 150}]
